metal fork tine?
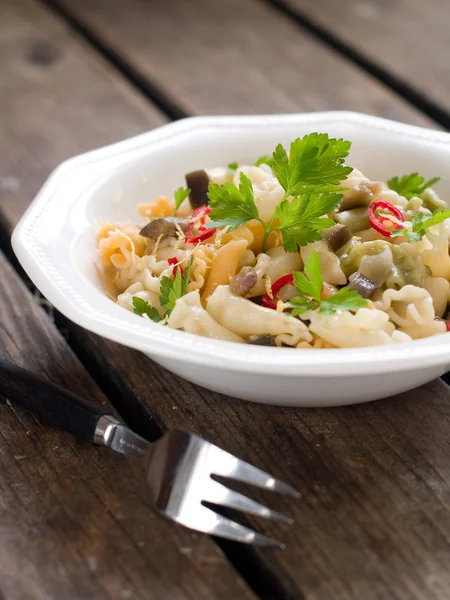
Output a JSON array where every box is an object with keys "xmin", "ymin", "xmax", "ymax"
[
  {"xmin": 205, "ymin": 480, "xmax": 293, "ymax": 523},
  {"xmin": 202, "ymin": 505, "xmax": 285, "ymax": 549},
  {"xmin": 208, "ymin": 444, "xmax": 300, "ymax": 498}
]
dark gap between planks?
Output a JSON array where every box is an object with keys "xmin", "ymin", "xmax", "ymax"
[
  {"xmin": 262, "ymin": 0, "xmax": 450, "ymax": 130},
  {"xmin": 5, "ymin": 0, "xmax": 449, "ymax": 596},
  {"xmin": 40, "ymin": 0, "xmax": 188, "ymax": 121}
]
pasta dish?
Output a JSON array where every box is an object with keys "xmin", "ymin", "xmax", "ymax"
[{"xmin": 97, "ymin": 133, "xmax": 450, "ymax": 348}]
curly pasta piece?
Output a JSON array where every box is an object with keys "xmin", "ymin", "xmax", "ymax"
[
  {"xmin": 188, "ymin": 245, "xmax": 216, "ymax": 293},
  {"xmin": 137, "ymin": 196, "xmax": 174, "ymax": 219},
  {"xmin": 422, "ymin": 219, "xmax": 450, "ymax": 280},
  {"xmin": 206, "ymin": 285, "xmax": 312, "ymax": 346},
  {"xmin": 201, "ymin": 238, "xmax": 248, "ymax": 301},
  {"xmin": 424, "ymin": 277, "xmax": 450, "ymax": 318},
  {"xmin": 168, "ymin": 291, "xmax": 244, "ymax": 342},
  {"xmin": 98, "ymin": 223, "xmax": 147, "ymax": 269},
  {"xmin": 309, "ymin": 308, "xmax": 411, "ymax": 347},
  {"xmin": 114, "ymin": 254, "xmax": 173, "ymax": 293},
  {"xmin": 117, "ymin": 282, "xmax": 163, "ymax": 315},
  {"xmin": 374, "ymin": 285, "xmax": 446, "ymax": 339},
  {"xmin": 301, "ymin": 241, "xmax": 347, "ymax": 285}
]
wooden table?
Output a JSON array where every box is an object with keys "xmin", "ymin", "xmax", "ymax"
[{"xmin": 1, "ymin": 1, "xmax": 450, "ymax": 598}]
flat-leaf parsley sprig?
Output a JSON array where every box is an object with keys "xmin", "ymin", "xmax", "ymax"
[
  {"xmin": 288, "ymin": 252, "xmax": 368, "ymax": 316},
  {"xmin": 207, "ymin": 133, "xmax": 353, "ymax": 252},
  {"xmin": 391, "ymin": 209, "xmax": 450, "ymax": 242},
  {"xmin": 387, "ymin": 172, "xmax": 440, "ymax": 200}
]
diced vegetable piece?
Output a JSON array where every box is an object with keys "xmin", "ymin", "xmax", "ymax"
[
  {"xmin": 421, "ymin": 188, "xmax": 448, "ymax": 212},
  {"xmin": 339, "ymin": 181, "xmax": 382, "ymax": 211},
  {"xmin": 248, "ymin": 334, "xmax": 277, "ymax": 346},
  {"xmin": 185, "ymin": 170, "xmax": 210, "ymax": 209},
  {"xmin": 358, "ymin": 246, "xmax": 393, "ymax": 287},
  {"xmin": 334, "ymin": 207, "xmax": 370, "ymax": 233},
  {"xmin": 385, "ymin": 245, "xmax": 426, "ymax": 290},
  {"xmin": 320, "ymin": 224, "xmax": 352, "ymax": 251},
  {"xmin": 230, "ymin": 266, "xmax": 258, "ymax": 297},
  {"xmin": 348, "ymin": 272, "xmax": 378, "ymax": 299},
  {"xmin": 140, "ymin": 217, "xmax": 190, "ymax": 239}
]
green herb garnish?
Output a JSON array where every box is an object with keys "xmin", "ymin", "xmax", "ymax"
[
  {"xmin": 174, "ymin": 187, "xmax": 190, "ymax": 215},
  {"xmin": 391, "ymin": 209, "xmax": 450, "ymax": 242},
  {"xmin": 227, "ymin": 162, "xmax": 239, "ymax": 172},
  {"xmin": 254, "ymin": 155, "xmax": 273, "ymax": 168},
  {"xmin": 160, "ymin": 257, "xmax": 193, "ymax": 314},
  {"xmin": 387, "ymin": 173, "xmax": 440, "ymax": 200},
  {"xmin": 208, "ymin": 133, "xmax": 352, "ymax": 252},
  {"xmin": 271, "ymin": 133, "xmax": 352, "ymax": 197},
  {"xmin": 289, "ymin": 252, "xmax": 368, "ymax": 316},
  {"xmin": 132, "ymin": 297, "xmax": 162, "ymax": 322}
]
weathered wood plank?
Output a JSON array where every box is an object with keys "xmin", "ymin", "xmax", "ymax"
[
  {"xmin": 281, "ymin": 0, "xmax": 450, "ymax": 118},
  {"xmin": 0, "ymin": 2, "xmax": 256, "ymax": 599},
  {"xmin": 0, "ymin": 249, "xmax": 256, "ymax": 600},
  {"xmin": 50, "ymin": 0, "xmax": 434, "ymax": 127},
  {"xmin": 68, "ymin": 333, "xmax": 450, "ymax": 600},
  {"xmin": 0, "ymin": 0, "xmax": 165, "ymax": 228}
]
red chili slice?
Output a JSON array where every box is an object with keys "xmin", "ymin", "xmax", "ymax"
[
  {"xmin": 185, "ymin": 205, "xmax": 216, "ymax": 243},
  {"xmin": 186, "ymin": 228, "xmax": 216, "ymax": 244},
  {"xmin": 447, "ymin": 321, "xmax": 450, "ymax": 332},
  {"xmin": 368, "ymin": 200, "xmax": 405, "ymax": 237},
  {"xmin": 262, "ymin": 274, "xmax": 294, "ymax": 309},
  {"xmin": 168, "ymin": 257, "xmax": 184, "ymax": 276}
]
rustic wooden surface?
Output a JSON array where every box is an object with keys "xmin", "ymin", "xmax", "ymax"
[
  {"xmin": 281, "ymin": 0, "xmax": 450, "ymax": 118},
  {"xmin": 1, "ymin": 0, "xmax": 450, "ymax": 599},
  {"xmin": 50, "ymin": 0, "xmax": 434, "ymax": 126},
  {"xmin": 0, "ymin": 250, "xmax": 255, "ymax": 600}
]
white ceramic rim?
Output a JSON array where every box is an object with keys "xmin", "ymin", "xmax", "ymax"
[{"xmin": 12, "ymin": 111, "xmax": 450, "ymax": 377}]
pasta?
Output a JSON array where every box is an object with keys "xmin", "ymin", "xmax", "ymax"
[
  {"xmin": 97, "ymin": 132, "xmax": 450, "ymax": 349},
  {"xmin": 206, "ymin": 285, "xmax": 312, "ymax": 346},
  {"xmin": 168, "ymin": 291, "xmax": 244, "ymax": 342}
]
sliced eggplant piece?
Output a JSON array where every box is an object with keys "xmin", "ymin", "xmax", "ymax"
[
  {"xmin": 320, "ymin": 224, "xmax": 352, "ymax": 252},
  {"xmin": 230, "ymin": 266, "xmax": 258, "ymax": 297},
  {"xmin": 139, "ymin": 217, "xmax": 190, "ymax": 240},
  {"xmin": 359, "ymin": 247, "xmax": 393, "ymax": 287},
  {"xmin": 348, "ymin": 272, "xmax": 378, "ymax": 299},
  {"xmin": 334, "ymin": 207, "xmax": 370, "ymax": 233},
  {"xmin": 339, "ymin": 181, "xmax": 383, "ymax": 211},
  {"xmin": 248, "ymin": 334, "xmax": 277, "ymax": 346},
  {"xmin": 185, "ymin": 169, "xmax": 210, "ymax": 209}
]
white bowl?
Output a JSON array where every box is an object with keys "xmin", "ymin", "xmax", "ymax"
[{"xmin": 12, "ymin": 112, "xmax": 450, "ymax": 407}]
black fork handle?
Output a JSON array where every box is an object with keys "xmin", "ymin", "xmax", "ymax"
[{"xmin": 0, "ymin": 359, "xmax": 108, "ymax": 442}]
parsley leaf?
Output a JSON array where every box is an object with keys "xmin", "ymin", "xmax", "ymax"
[
  {"xmin": 132, "ymin": 297, "xmax": 162, "ymax": 322},
  {"xmin": 174, "ymin": 187, "xmax": 190, "ymax": 215},
  {"xmin": 160, "ymin": 257, "xmax": 193, "ymax": 314},
  {"xmin": 207, "ymin": 172, "xmax": 262, "ymax": 231},
  {"xmin": 388, "ymin": 173, "xmax": 440, "ymax": 200},
  {"xmin": 293, "ymin": 251, "xmax": 322, "ymax": 302},
  {"xmin": 273, "ymin": 194, "xmax": 339, "ymax": 251},
  {"xmin": 288, "ymin": 251, "xmax": 368, "ymax": 316},
  {"xmin": 319, "ymin": 287, "xmax": 368, "ymax": 315},
  {"xmin": 228, "ymin": 162, "xmax": 239, "ymax": 171},
  {"xmin": 391, "ymin": 209, "xmax": 450, "ymax": 242},
  {"xmin": 289, "ymin": 296, "xmax": 319, "ymax": 316},
  {"xmin": 254, "ymin": 155, "xmax": 273, "ymax": 168},
  {"xmin": 272, "ymin": 133, "xmax": 353, "ymax": 197}
]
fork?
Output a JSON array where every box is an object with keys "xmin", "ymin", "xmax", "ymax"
[{"xmin": 0, "ymin": 359, "xmax": 299, "ymax": 548}]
